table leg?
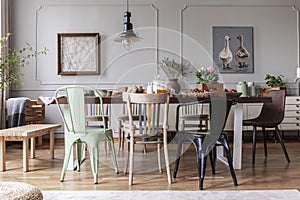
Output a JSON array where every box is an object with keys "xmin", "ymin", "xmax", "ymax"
[
  {"xmin": 23, "ymin": 138, "xmax": 29, "ymax": 172},
  {"xmin": 233, "ymin": 103, "xmax": 243, "ymax": 170},
  {"xmin": 50, "ymin": 129, "xmax": 54, "ymax": 159},
  {"xmin": 30, "ymin": 137, "xmax": 35, "ymax": 159},
  {"xmin": 0, "ymin": 137, "xmax": 6, "ymax": 171}
]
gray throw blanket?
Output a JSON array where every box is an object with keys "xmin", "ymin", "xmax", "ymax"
[{"xmin": 7, "ymin": 97, "xmax": 29, "ymax": 128}]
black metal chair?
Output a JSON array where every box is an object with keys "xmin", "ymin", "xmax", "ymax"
[
  {"xmin": 173, "ymin": 97, "xmax": 238, "ymax": 190},
  {"xmin": 243, "ymin": 89, "xmax": 290, "ymax": 165}
]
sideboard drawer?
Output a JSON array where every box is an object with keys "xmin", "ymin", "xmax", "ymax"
[
  {"xmin": 285, "ymin": 110, "xmax": 300, "ymax": 117},
  {"xmin": 285, "ymin": 104, "xmax": 300, "ymax": 111},
  {"xmin": 282, "ymin": 117, "xmax": 300, "ymax": 123},
  {"xmin": 286, "ymin": 97, "xmax": 300, "ymax": 104},
  {"xmin": 280, "ymin": 123, "xmax": 300, "ymax": 130}
]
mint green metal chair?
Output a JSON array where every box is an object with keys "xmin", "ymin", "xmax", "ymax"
[{"xmin": 54, "ymin": 85, "xmax": 119, "ymax": 184}]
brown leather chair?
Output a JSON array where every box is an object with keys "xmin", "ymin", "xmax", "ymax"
[{"xmin": 243, "ymin": 89, "xmax": 290, "ymax": 165}]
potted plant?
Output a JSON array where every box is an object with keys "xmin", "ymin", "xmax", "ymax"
[
  {"xmin": 0, "ymin": 33, "xmax": 47, "ymax": 127},
  {"xmin": 159, "ymin": 57, "xmax": 195, "ymax": 93},
  {"xmin": 195, "ymin": 67, "xmax": 223, "ymax": 91},
  {"xmin": 263, "ymin": 74, "xmax": 285, "ymax": 96}
]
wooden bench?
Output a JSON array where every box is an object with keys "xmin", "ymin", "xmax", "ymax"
[
  {"xmin": 0, "ymin": 124, "xmax": 61, "ymax": 172},
  {"xmin": 6, "ymin": 100, "xmax": 46, "ymax": 146}
]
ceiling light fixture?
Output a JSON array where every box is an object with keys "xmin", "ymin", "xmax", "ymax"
[{"xmin": 114, "ymin": 0, "xmax": 142, "ymax": 50}]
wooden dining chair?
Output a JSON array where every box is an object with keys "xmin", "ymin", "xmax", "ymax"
[
  {"xmin": 177, "ymin": 103, "xmax": 209, "ymax": 131},
  {"xmin": 117, "ymin": 103, "xmax": 142, "ymax": 153},
  {"xmin": 243, "ymin": 89, "xmax": 290, "ymax": 165},
  {"xmin": 173, "ymin": 97, "xmax": 238, "ymax": 190},
  {"xmin": 122, "ymin": 92, "xmax": 172, "ymax": 185}
]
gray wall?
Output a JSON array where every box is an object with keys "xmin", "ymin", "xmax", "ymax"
[{"xmin": 9, "ymin": 0, "xmax": 300, "ymax": 136}]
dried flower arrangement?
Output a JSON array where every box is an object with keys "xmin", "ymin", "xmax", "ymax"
[{"xmin": 159, "ymin": 57, "xmax": 196, "ymax": 79}]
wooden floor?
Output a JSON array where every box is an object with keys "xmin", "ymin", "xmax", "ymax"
[{"xmin": 1, "ymin": 137, "xmax": 300, "ymax": 191}]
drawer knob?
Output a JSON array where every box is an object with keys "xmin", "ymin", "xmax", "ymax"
[
  {"xmin": 297, "ymin": 111, "xmax": 300, "ymax": 114},
  {"xmin": 297, "ymin": 105, "xmax": 300, "ymax": 108},
  {"xmin": 297, "ymin": 99, "xmax": 300, "ymax": 101}
]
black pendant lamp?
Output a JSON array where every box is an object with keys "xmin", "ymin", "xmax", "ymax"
[{"xmin": 114, "ymin": 0, "xmax": 142, "ymax": 50}]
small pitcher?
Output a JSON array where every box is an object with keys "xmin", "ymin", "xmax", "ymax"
[{"xmin": 236, "ymin": 82, "xmax": 248, "ymax": 97}]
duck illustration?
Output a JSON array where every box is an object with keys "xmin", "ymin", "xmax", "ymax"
[
  {"xmin": 219, "ymin": 36, "xmax": 233, "ymax": 69},
  {"xmin": 235, "ymin": 34, "xmax": 250, "ymax": 68}
]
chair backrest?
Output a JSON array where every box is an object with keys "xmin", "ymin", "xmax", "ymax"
[
  {"xmin": 180, "ymin": 103, "xmax": 208, "ymax": 115},
  {"xmin": 176, "ymin": 102, "xmax": 209, "ymax": 131},
  {"xmin": 54, "ymin": 85, "xmax": 107, "ymax": 133},
  {"xmin": 175, "ymin": 97, "xmax": 233, "ymax": 134},
  {"xmin": 122, "ymin": 92, "xmax": 170, "ymax": 135},
  {"xmin": 209, "ymin": 98, "xmax": 233, "ymax": 135},
  {"xmin": 256, "ymin": 89, "xmax": 286, "ymax": 126}
]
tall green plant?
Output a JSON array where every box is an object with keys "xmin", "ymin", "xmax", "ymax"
[{"xmin": 0, "ymin": 33, "xmax": 47, "ymax": 92}]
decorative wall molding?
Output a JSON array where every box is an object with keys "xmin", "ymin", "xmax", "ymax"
[
  {"xmin": 292, "ymin": 6, "xmax": 300, "ymax": 75},
  {"xmin": 34, "ymin": 3, "xmax": 159, "ymax": 86},
  {"xmin": 180, "ymin": 4, "xmax": 299, "ymax": 72}
]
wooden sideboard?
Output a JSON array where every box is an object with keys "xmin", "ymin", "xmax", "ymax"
[{"xmin": 281, "ymin": 96, "xmax": 300, "ymax": 130}]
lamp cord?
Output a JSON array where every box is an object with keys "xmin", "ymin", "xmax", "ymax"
[{"xmin": 127, "ymin": 0, "xmax": 129, "ymax": 12}]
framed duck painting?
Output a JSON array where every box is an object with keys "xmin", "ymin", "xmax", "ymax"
[{"xmin": 212, "ymin": 26, "xmax": 254, "ymax": 73}]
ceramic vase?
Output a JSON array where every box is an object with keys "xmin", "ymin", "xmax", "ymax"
[{"xmin": 167, "ymin": 79, "xmax": 181, "ymax": 94}]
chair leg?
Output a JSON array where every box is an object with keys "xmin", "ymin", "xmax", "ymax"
[
  {"xmin": 157, "ymin": 139, "xmax": 162, "ymax": 173},
  {"xmin": 104, "ymin": 137, "xmax": 108, "ymax": 155},
  {"xmin": 88, "ymin": 145, "xmax": 99, "ymax": 184},
  {"xmin": 128, "ymin": 134, "xmax": 135, "ymax": 185},
  {"xmin": 195, "ymin": 137, "xmax": 206, "ymax": 190},
  {"xmin": 123, "ymin": 140, "xmax": 129, "ymax": 175},
  {"xmin": 60, "ymin": 142, "xmax": 73, "ymax": 182},
  {"xmin": 275, "ymin": 126, "xmax": 290, "ymax": 163},
  {"xmin": 122, "ymin": 131, "xmax": 125, "ymax": 150},
  {"xmin": 209, "ymin": 147, "xmax": 216, "ymax": 175},
  {"xmin": 252, "ymin": 126, "xmax": 257, "ymax": 165},
  {"xmin": 173, "ymin": 137, "xmax": 184, "ymax": 178},
  {"xmin": 105, "ymin": 131, "xmax": 119, "ymax": 174},
  {"xmin": 118, "ymin": 121, "xmax": 122, "ymax": 153},
  {"xmin": 218, "ymin": 134, "xmax": 238, "ymax": 186},
  {"xmin": 163, "ymin": 130, "xmax": 172, "ymax": 184},
  {"xmin": 76, "ymin": 142, "xmax": 82, "ymax": 172},
  {"xmin": 262, "ymin": 127, "xmax": 268, "ymax": 158},
  {"xmin": 197, "ymin": 151, "xmax": 207, "ymax": 190},
  {"xmin": 143, "ymin": 138, "xmax": 147, "ymax": 154}
]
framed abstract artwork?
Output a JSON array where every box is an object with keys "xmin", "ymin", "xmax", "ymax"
[
  {"xmin": 57, "ymin": 33, "xmax": 100, "ymax": 75},
  {"xmin": 212, "ymin": 26, "xmax": 254, "ymax": 73}
]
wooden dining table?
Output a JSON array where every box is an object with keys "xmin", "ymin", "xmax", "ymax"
[{"xmin": 40, "ymin": 93, "xmax": 271, "ymax": 170}]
